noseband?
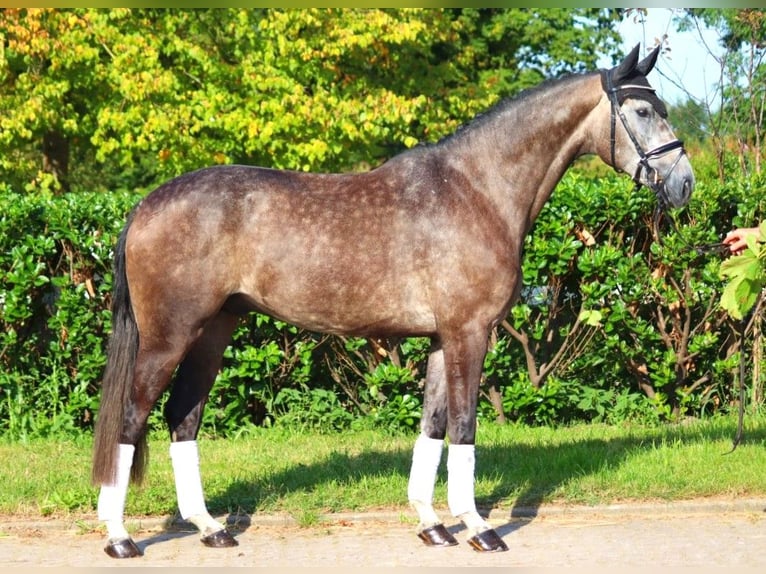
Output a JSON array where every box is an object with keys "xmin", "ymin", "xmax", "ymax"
[{"xmin": 601, "ymin": 70, "xmax": 686, "ymax": 208}]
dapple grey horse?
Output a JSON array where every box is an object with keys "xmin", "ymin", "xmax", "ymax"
[{"xmin": 92, "ymin": 44, "xmax": 693, "ymax": 557}]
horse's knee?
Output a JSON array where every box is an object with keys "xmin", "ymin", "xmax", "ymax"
[
  {"xmin": 420, "ymin": 410, "xmax": 447, "ymax": 440},
  {"xmin": 420, "ymin": 388, "xmax": 448, "ymax": 440}
]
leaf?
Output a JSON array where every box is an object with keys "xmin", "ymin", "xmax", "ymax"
[
  {"xmin": 720, "ymin": 276, "xmax": 760, "ymax": 320},
  {"xmin": 718, "ymin": 247, "xmax": 764, "ymax": 319},
  {"xmin": 578, "ymin": 309, "xmax": 603, "ymax": 327},
  {"xmin": 719, "ymin": 251, "xmax": 760, "ymax": 281}
]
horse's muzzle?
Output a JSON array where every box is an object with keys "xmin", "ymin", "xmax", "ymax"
[{"xmin": 641, "ymin": 144, "xmax": 693, "ymax": 209}]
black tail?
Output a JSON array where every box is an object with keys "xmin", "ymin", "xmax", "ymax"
[{"xmin": 91, "ymin": 211, "xmax": 148, "ymax": 486}]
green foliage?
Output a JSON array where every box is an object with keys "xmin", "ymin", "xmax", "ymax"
[
  {"xmin": 362, "ymin": 361, "xmax": 423, "ymax": 434},
  {"xmin": 201, "ymin": 315, "xmax": 321, "ymax": 434},
  {"xmin": 5, "ymin": 417, "xmax": 766, "ymax": 520},
  {"xmin": 668, "ymin": 99, "xmax": 710, "ymax": 146},
  {"xmin": 0, "ymin": 8, "xmax": 621, "ymax": 194},
  {"xmin": 719, "ymin": 221, "xmax": 766, "ymax": 320},
  {"xmin": 2, "ymin": 163, "xmax": 763, "ymax": 439},
  {"xmin": 271, "ymin": 387, "xmax": 354, "ymax": 433},
  {"xmin": 0, "ymin": 188, "xmax": 140, "ymax": 438},
  {"xmin": 0, "ymin": 9, "xmax": 762, "ymax": 439},
  {"xmin": 494, "ymin": 166, "xmax": 760, "ymax": 424},
  {"xmin": 675, "ymin": 9, "xmax": 765, "ymax": 181}
]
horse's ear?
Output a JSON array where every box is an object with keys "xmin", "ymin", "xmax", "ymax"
[
  {"xmin": 635, "ymin": 45, "xmax": 661, "ymax": 76},
  {"xmin": 612, "ymin": 43, "xmax": 641, "ymax": 82}
]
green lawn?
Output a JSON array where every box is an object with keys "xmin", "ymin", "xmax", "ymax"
[{"xmin": 1, "ymin": 415, "xmax": 764, "ymax": 523}]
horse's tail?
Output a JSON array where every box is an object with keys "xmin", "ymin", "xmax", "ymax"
[{"xmin": 91, "ymin": 210, "xmax": 148, "ymax": 486}]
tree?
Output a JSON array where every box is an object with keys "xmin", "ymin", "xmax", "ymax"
[
  {"xmin": 0, "ymin": 8, "xmax": 622, "ymax": 194},
  {"xmin": 675, "ymin": 9, "xmax": 766, "ymax": 179},
  {"xmin": 668, "ymin": 99, "xmax": 709, "ymax": 146}
]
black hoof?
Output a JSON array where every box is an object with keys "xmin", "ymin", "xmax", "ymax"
[
  {"xmin": 201, "ymin": 528, "xmax": 239, "ymax": 548},
  {"xmin": 467, "ymin": 528, "xmax": 508, "ymax": 553},
  {"xmin": 104, "ymin": 537, "xmax": 143, "ymax": 559},
  {"xmin": 417, "ymin": 523, "xmax": 459, "ymax": 547}
]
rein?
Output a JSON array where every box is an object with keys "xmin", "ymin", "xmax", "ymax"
[
  {"xmin": 725, "ymin": 315, "xmax": 748, "ymax": 454},
  {"xmin": 652, "ymin": 208, "xmax": 749, "ymax": 454}
]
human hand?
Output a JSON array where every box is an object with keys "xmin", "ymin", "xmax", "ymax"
[{"xmin": 723, "ymin": 227, "xmax": 761, "ymax": 255}]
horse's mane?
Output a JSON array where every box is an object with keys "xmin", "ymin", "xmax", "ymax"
[
  {"xmin": 432, "ymin": 71, "xmax": 595, "ymax": 148},
  {"xmin": 380, "ymin": 70, "xmax": 597, "ymax": 167}
]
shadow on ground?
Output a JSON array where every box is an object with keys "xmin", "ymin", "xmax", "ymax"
[{"xmin": 165, "ymin": 419, "xmax": 766, "ymax": 543}]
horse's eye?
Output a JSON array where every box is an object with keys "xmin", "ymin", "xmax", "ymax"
[{"xmin": 636, "ymin": 107, "xmax": 650, "ymax": 118}]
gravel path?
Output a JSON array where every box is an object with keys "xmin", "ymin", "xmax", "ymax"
[{"xmin": 2, "ymin": 499, "xmax": 766, "ymax": 568}]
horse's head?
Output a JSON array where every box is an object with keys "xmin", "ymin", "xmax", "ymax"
[{"xmin": 598, "ymin": 44, "xmax": 694, "ymax": 209}]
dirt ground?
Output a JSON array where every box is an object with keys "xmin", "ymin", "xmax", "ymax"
[{"xmin": 2, "ymin": 499, "xmax": 766, "ymax": 568}]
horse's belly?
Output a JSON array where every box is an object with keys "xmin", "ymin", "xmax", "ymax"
[
  {"xmin": 238, "ymin": 266, "xmax": 437, "ymax": 337},
  {"xmin": 259, "ymin": 296, "xmax": 436, "ymax": 337}
]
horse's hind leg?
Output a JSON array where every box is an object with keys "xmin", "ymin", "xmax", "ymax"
[
  {"xmin": 98, "ymin": 343, "xmax": 187, "ymax": 558},
  {"xmin": 165, "ymin": 310, "xmax": 239, "ymax": 548}
]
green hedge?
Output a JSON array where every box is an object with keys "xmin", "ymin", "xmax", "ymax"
[{"xmin": 1, "ymin": 169, "xmax": 764, "ymax": 439}]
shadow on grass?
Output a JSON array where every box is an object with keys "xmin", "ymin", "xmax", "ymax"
[
  {"xmin": 159, "ymin": 419, "xmax": 766, "ymax": 545},
  {"xmin": 496, "ymin": 420, "xmax": 766, "ymax": 519}
]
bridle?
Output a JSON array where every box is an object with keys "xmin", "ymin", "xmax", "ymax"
[{"xmin": 601, "ymin": 69, "xmax": 686, "ymax": 209}]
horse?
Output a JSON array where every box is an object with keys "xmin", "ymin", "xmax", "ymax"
[{"xmin": 91, "ymin": 44, "xmax": 694, "ymax": 558}]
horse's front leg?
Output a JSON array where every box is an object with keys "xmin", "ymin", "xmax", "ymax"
[
  {"xmin": 165, "ymin": 312, "xmax": 239, "ymax": 548},
  {"xmin": 408, "ymin": 345, "xmax": 458, "ymax": 546},
  {"xmin": 443, "ymin": 327, "xmax": 508, "ymax": 553}
]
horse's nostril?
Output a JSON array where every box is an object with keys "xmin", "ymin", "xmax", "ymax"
[{"xmin": 684, "ymin": 178, "xmax": 694, "ymax": 200}]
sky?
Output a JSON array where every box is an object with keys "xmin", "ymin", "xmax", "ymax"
[{"xmin": 598, "ymin": 8, "xmax": 725, "ymax": 106}]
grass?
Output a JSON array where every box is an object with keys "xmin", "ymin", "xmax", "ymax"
[{"xmin": 1, "ymin": 414, "xmax": 765, "ymax": 524}]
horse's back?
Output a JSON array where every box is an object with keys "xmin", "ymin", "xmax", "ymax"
[{"xmin": 124, "ymin": 159, "xmax": 517, "ymax": 338}]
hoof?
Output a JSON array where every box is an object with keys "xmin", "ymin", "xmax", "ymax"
[
  {"xmin": 104, "ymin": 537, "xmax": 143, "ymax": 559},
  {"xmin": 467, "ymin": 528, "xmax": 508, "ymax": 553},
  {"xmin": 417, "ymin": 523, "xmax": 459, "ymax": 547},
  {"xmin": 201, "ymin": 528, "xmax": 239, "ymax": 548}
]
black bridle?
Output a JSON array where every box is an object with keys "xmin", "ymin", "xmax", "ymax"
[{"xmin": 601, "ymin": 69, "xmax": 686, "ymax": 209}]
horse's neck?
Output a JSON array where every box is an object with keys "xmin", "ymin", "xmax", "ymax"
[{"xmin": 444, "ymin": 73, "xmax": 602, "ymax": 235}]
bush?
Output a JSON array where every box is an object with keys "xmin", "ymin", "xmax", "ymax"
[
  {"xmin": 0, "ymin": 167, "xmax": 762, "ymax": 439},
  {"xmin": 0, "ymin": 188, "xmax": 140, "ymax": 438}
]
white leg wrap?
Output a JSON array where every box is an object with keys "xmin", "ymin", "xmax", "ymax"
[
  {"xmin": 169, "ymin": 441, "xmax": 226, "ymax": 537},
  {"xmin": 407, "ymin": 433, "xmax": 444, "ymax": 527},
  {"xmin": 97, "ymin": 443, "xmax": 134, "ymax": 540},
  {"xmin": 186, "ymin": 512, "xmax": 226, "ymax": 537},
  {"xmin": 169, "ymin": 440, "xmax": 210, "ymax": 520},
  {"xmin": 447, "ymin": 444, "xmax": 490, "ymax": 536},
  {"xmin": 447, "ymin": 443, "xmax": 478, "ymax": 518}
]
